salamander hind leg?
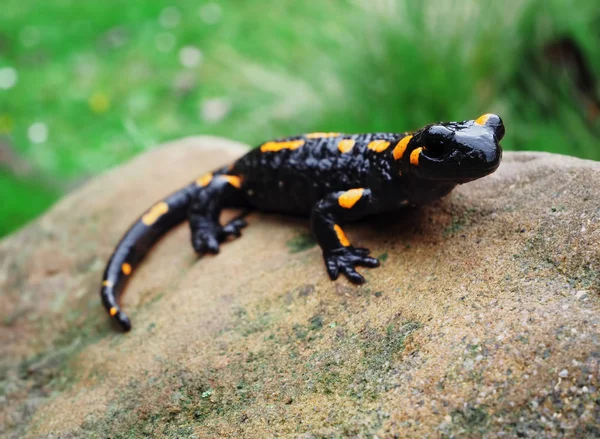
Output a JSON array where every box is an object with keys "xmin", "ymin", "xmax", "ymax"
[
  {"xmin": 189, "ymin": 174, "xmax": 248, "ymax": 255},
  {"xmin": 310, "ymin": 188, "xmax": 380, "ymax": 284}
]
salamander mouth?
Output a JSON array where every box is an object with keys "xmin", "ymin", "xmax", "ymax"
[
  {"xmin": 454, "ymin": 163, "xmax": 501, "ymax": 181},
  {"xmin": 417, "ymin": 143, "xmax": 502, "ymax": 182}
]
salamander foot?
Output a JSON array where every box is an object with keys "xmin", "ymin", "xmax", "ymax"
[
  {"xmin": 323, "ymin": 247, "xmax": 380, "ymax": 284},
  {"xmin": 191, "ymin": 218, "xmax": 248, "ymax": 255}
]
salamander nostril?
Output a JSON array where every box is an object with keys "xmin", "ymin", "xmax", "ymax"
[
  {"xmin": 495, "ymin": 122, "xmax": 505, "ymax": 141},
  {"xmin": 483, "ymin": 114, "xmax": 505, "ymax": 141}
]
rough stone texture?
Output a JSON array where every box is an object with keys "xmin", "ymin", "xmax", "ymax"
[{"xmin": 1, "ymin": 136, "xmax": 599, "ymax": 439}]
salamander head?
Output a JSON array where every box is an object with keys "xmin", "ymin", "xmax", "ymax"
[{"xmin": 395, "ymin": 114, "xmax": 504, "ymax": 182}]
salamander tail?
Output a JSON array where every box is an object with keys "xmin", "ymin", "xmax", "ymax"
[{"xmin": 100, "ymin": 182, "xmax": 198, "ymax": 331}]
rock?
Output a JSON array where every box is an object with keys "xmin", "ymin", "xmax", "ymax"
[{"xmin": 1, "ymin": 138, "xmax": 599, "ymax": 438}]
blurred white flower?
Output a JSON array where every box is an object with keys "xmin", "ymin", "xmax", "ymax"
[
  {"xmin": 199, "ymin": 3, "xmax": 222, "ymax": 24},
  {"xmin": 74, "ymin": 54, "xmax": 98, "ymax": 78},
  {"xmin": 28, "ymin": 122, "xmax": 48, "ymax": 143},
  {"xmin": 173, "ymin": 71, "xmax": 197, "ymax": 94},
  {"xmin": 127, "ymin": 92, "xmax": 152, "ymax": 113},
  {"xmin": 201, "ymin": 98, "xmax": 231, "ymax": 123},
  {"xmin": 179, "ymin": 46, "xmax": 203, "ymax": 68},
  {"xmin": 0, "ymin": 67, "xmax": 18, "ymax": 90},
  {"xmin": 155, "ymin": 32, "xmax": 176, "ymax": 52},
  {"xmin": 159, "ymin": 7, "xmax": 181, "ymax": 29},
  {"xmin": 103, "ymin": 26, "xmax": 128, "ymax": 48}
]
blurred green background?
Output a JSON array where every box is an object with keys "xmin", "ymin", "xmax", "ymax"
[{"xmin": 1, "ymin": 0, "xmax": 599, "ymax": 238}]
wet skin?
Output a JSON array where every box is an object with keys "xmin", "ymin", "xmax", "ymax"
[{"xmin": 101, "ymin": 114, "xmax": 504, "ymax": 331}]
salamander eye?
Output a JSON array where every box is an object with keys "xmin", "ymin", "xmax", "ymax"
[{"xmin": 424, "ymin": 125, "xmax": 454, "ymax": 158}]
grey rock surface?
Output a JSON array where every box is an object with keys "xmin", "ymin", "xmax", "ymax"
[{"xmin": 1, "ymin": 137, "xmax": 599, "ymax": 438}]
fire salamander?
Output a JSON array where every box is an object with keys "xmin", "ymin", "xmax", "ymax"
[{"xmin": 101, "ymin": 114, "xmax": 505, "ymax": 331}]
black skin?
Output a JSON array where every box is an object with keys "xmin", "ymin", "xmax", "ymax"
[{"xmin": 101, "ymin": 114, "xmax": 504, "ymax": 331}]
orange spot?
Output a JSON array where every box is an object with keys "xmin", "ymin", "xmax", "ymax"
[
  {"xmin": 333, "ymin": 224, "xmax": 350, "ymax": 247},
  {"xmin": 410, "ymin": 147, "xmax": 423, "ymax": 166},
  {"xmin": 102, "ymin": 280, "xmax": 113, "ymax": 288},
  {"xmin": 221, "ymin": 175, "xmax": 242, "ymax": 188},
  {"xmin": 337, "ymin": 139, "xmax": 355, "ymax": 153},
  {"xmin": 196, "ymin": 173, "xmax": 213, "ymax": 187},
  {"xmin": 109, "ymin": 307, "xmax": 118, "ymax": 316},
  {"xmin": 367, "ymin": 140, "xmax": 391, "ymax": 153},
  {"xmin": 122, "ymin": 263, "xmax": 132, "ymax": 275},
  {"xmin": 475, "ymin": 114, "xmax": 491, "ymax": 126},
  {"xmin": 338, "ymin": 188, "xmax": 364, "ymax": 209},
  {"xmin": 305, "ymin": 132, "xmax": 341, "ymax": 138},
  {"xmin": 393, "ymin": 135, "xmax": 412, "ymax": 160},
  {"xmin": 141, "ymin": 201, "xmax": 169, "ymax": 226},
  {"xmin": 0, "ymin": 114, "xmax": 14, "ymax": 134},
  {"xmin": 260, "ymin": 139, "xmax": 305, "ymax": 152}
]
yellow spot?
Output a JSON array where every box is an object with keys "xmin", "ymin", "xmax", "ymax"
[
  {"xmin": 305, "ymin": 132, "xmax": 340, "ymax": 139},
  {"xmin": 141, "ymin": 201, "xmax": 169, "ymax": 226},
  {"xmin": 393, "ymin": 135, "xmax": 412, "ymax": 160},
  {"xmin": 88, "ymin": 92, "xmax": 111, "ymax": 113},
  {"xmin": 410, "ymin": 147, "xmax": 423, "ymax": 166},
  {"xmin": 102, "ymin": 280, "xmax": 113, "ymax": 288},
  {"xmin": 196, "ymin": 173, "xmax": 213, "ymax": 187},
  {"xmin": 122, "ymin": 263, "xmax": 132, "ymax": 275},
  {"xmin": 333, "ymin": 224, "xmax": 350, "ymax": 247},
  {"xmin": 0, "ymin": 114, "xmax": 14, "ymax": 134},
  {"xmin": 337, "ymin": 139, "xmax": 355, "ymax": 153},
  {"xmin": 338, "ymin": 188, "xmax": 364, "ymax": 209},
  {"xmin": 367, "ymin": 140, "xmax": 391, "ymax": 153},
  {"xmin": 260, "ymin": 139, "xmax": 305, "ymax": 152},
  {"xmin": 221, "ymin": 175, "xmax": 242, "ymax": 188},
  {"xmin": 475, "ymin": 114, "xmax": 491, "ymax": 126},
  {"xmin": 109, "ymin": 307, "xmax": 118, "ymax": 317}
]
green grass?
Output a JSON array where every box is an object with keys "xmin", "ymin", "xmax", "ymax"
[{"xmin": 0, "ymin": 0, "xmax": 599, "ymax": 237}]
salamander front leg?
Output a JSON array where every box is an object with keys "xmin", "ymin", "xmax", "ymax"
[
  {"xmin": 189, "ymin": 174, "xmax": 248, "ymax": 255},
  {"xmin": 310, "ymin": 188, "xmax": 380, "ymax": 284}
]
